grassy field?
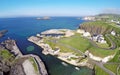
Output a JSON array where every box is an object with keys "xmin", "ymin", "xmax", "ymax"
[
  {"xmin": 104, "ymin": 64, "xmax": 118, "ymax": 74},
  {"xmin": 95, "ymin": 65, "xmax": 109, "ymax": 75},
  {"xmin": 59, "ymin": 34, "xmax": 91, "ymax": 52},
  {"xmin": 96, "ymin": 42, "xmax": 110, "ymax": 49},
  {"xmin": 89, "ymin": 47, "xmax": 116, "ymax": 57}
]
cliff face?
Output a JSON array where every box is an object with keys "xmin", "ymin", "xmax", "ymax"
[
  {"xmin": 79, "ymin": 21, "xmax": 115, "ymax": 35},
  {"xmin": 10, "ymin": 58, "xmax": 28, "ymax": 75}
]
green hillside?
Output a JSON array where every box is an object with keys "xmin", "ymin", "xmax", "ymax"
[{"xmin": 80, "ymin": 21, "xmax": 120, "ymax": 35}]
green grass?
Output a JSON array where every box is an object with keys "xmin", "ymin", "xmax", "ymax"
[
  {"xmin": 29, "ymin": 57, "xmax": 39, "ymax": 73},
  {"xmin": 95, "ymin": 66, "xmax": 109, "ymax": 75},
  {"xmin": 45, "ymin": 40, "xmax": 74, "ymax": 52},
  {"xmin": 109, "ymin": 50, "xmax": 120, "ymax": 63},
  {"xmin": 44, "ymin": 37, "xmax": 82, "ymax": 56},
  {"xmin": 89, "ymin": 47, "xmax": 116, "ymax": 57},
  {"xmin": 118, "ymin": 67, "xmax": 120, "ymax": 75},
  {"xmin": 80, "ymin": 21, "xmax": 120, "ymax": 35},
  {"xmin": 96, "ymin": 42, "xmax": 109, "ymax": 49},
  {"xmin": 109, "ymin": 35, "xmax": 120, "ymax": 47},
  {"xmin": 59, "ymin": 34, "xmax": 91, "ymax": 52},
  {"xmin": 0, "ymin": 50, "xmax": 15, "ymax": 62},
  {"xmin": 104, "ymin": 64, "xmax": 118, "ymax": 74}
]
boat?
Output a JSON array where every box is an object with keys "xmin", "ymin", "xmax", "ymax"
[
  {"xmin": 61, "ymin": 62, "xmax": 68, "ymax": 66},
  {"xmin": 75, "ymin": 67, "xmax": 80, "ymax": 70}
]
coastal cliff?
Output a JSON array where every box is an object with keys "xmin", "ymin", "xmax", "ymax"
[
  {"xmin": 79, "ymin": 21, "xmax": 112, "ymax": 35},
  {"xmin": 79, "ymin": 21, "xmax": 120, "ymax": 35},
  {"xmin": 0, "ymin": 39, "xmax": 48, "ymax": 75}
]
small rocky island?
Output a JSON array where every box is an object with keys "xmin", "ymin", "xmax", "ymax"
[
  {"xmin": 0, "ymin": 38, "xmax": 48, "ymax": 75},
  {"xmin": 0, "ymin": 30, "xmax": 8, "ymax": 38}
]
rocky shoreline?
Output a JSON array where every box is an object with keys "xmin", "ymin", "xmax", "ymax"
[
  {"xmin": 0, "ymin": 38, "xmax": 48, "ymax": 75},
  {"xmin": 28, "ymin": 36, "xmax": 94, "ymax": 69}
]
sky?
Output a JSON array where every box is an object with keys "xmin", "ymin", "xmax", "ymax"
[{"xmin": 0, "ymin": 0, "xmax": 120, "ymax": 17}]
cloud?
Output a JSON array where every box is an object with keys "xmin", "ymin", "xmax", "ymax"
[{"xmin": 102, "ymin": 8, "xmax": 120, "ymax": 14}]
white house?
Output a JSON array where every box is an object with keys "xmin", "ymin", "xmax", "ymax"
[
  {"xmin": 83, "ymin": 32, "xmax": 91, "ymax": 37},
  {"xmin": 97, "ymin": 35, "xmax": 106, "ymax": 43},
  {"xmin": 92, "ymin": 34, "xmax": 106, "ymax": 43},
  {"xmin": 36, "ymin": 34, "xmax": 41, "ymax": 37},
  {"xmin": 77, "ymin": 29, "xmax": 85, "ymax": 34},
  {"xmin": 92, "ymin": 35, "xmax": 99, "ymax": 41},
  {"xmin": 111, "ymin": 31, "xmax": 116, "ymax": 36}
]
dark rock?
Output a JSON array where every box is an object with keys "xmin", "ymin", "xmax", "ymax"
[
  {"xmin": 10, "ymin": 65, "xmax": 25, "ymax": 75},
  {"xmin": 1, "ymin": 64, "xmax": 10, "ymax": 73},
  {"xmin": 0, "ymin": 30, "xmax": 8, "ymax": 38},
  {"xmin": 1, "ymin": 39, "xmax": 15, "ymax": 50},
  {"xmin": 9, "ymin": 58, "xmax": 28, "ymax": 75},
  {"xmin": 0, "ymin": 71, "xmax": 3, "ymax": 75},
  {"xmin": 0, "ymin": 45, "xmax": 5, "ymax": 50},
  {"xmin": 0, "ymin": 30, "xmax": 8, "ymax": 34}
]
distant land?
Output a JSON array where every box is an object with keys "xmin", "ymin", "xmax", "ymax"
[{"xmin": 36, "ymin": 16, "xmax": 50, "ymax": 20}]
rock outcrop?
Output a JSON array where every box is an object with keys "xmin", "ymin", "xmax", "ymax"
[
  {"xmin": 0, "ymin": 30, "xmax": 8, "ymax": 38},
  {"xmin": 0, "ymin": 39, "xmax": 48, "ymax": 75}
]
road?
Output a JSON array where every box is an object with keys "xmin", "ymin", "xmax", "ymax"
[{"xmin": 89, "ymin": 59, "xmax": 116, "ymax": 75}]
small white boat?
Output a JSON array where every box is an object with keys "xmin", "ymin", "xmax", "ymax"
[
  {"xmin": 75, "ymin": 67, "xmax": 80, "ymax": 70},
  {"xmin": 61, "ymin": 62, "xmax": 68, "ymax": 66}
]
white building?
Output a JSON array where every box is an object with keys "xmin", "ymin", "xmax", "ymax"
[
  {"xmin": 111, "ymin": 31, "xmax": 116, "ymax": 36},
  {"xmin": 36, "ymin": 34, "xmax": 41, "ymax": 37},
  {"xmin": 92, "ymin": 35, "xmax": 106, "ymax": 44},
  {"xmin": 111, "ymin": 20, "xmax": 120, "ymax": 24},
  {"xmin": 83, "ymin": 32, "xmax": 91, "ymax": 37},
  {"xmin": 77, "ymin": 29, "xmax": 85, "ymax": 34}
]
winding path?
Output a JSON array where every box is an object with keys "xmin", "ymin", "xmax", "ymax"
[{"xmin": 89, "ymin": 59, "xmax": 115, "ymax": 75}]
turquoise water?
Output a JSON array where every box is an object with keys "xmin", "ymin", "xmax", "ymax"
[{"xmin": 0, "ymin": 17, "xmax": 93, "ymax": 75}]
